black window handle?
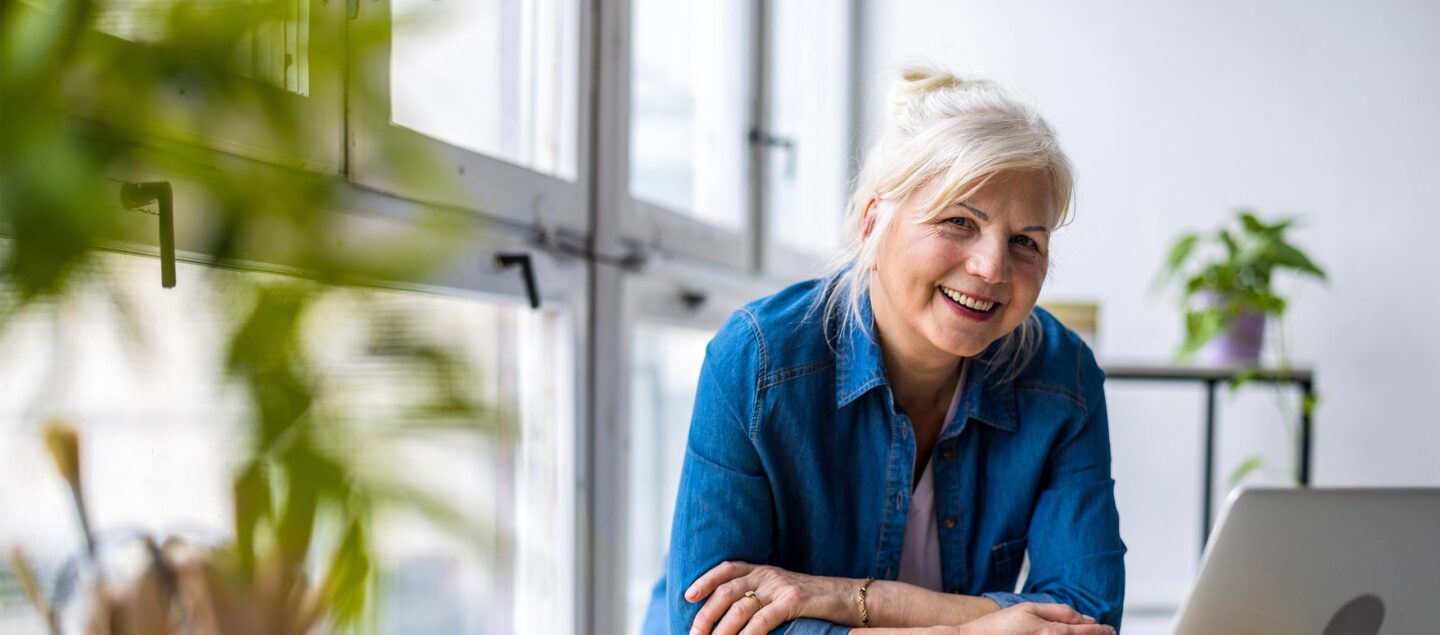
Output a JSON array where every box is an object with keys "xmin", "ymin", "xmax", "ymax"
[
  {"xmin": 750, "ymin": 128, "xmax": 798, "ymax": 178},
  {"xmin": 495, "ymin": 253, "xmax": 540, "ymax": 309},
  {"xmin": 120, "ymin": 181, "xmax": 175, "ymax": 288}
]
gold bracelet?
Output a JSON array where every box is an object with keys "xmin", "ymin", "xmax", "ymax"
[{"xmin": 856, "ymin": 577, "xmax": 875, "ymax": 627}]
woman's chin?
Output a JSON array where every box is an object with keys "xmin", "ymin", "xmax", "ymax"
[{"xmin": 928, "ymin": 334, "xmax": 991, "ymax": 359}]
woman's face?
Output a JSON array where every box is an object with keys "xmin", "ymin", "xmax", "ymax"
[{"xmin": 869, "ymin": 170, "xmax": 1055, "ymax": 363}]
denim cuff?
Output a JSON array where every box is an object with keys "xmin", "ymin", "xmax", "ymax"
[
  {"xmin": 779, "ymin": 617, "xmax": 854, "ymax": 635},
  {"xmin": 981, "ymin": 591, "xmax": 1062, "ymax": 609}
]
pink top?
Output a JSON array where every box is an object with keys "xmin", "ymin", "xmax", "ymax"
[{"xmin": 896, "ymin": 358, "xmax": 970, "ymax": 591}]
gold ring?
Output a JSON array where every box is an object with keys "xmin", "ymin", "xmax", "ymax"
[{"xmin": 743, "ymin": 590, "xmax": 762, "ymax": 606}]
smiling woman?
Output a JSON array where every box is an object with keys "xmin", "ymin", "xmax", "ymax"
[{"xmin": 644, "ymin": 66, "xmax": 1124, "ymax": 635}]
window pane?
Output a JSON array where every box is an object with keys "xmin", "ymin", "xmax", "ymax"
[
  {"xmin": 0, "ymin": 251, "xmax": 573, "ymax": 635},
  {"xmin": 766, "ymin": 0, "xmax": 849, "ymax": 255},
  {"xmin": 391, "ymin": 0, "xmax": 580, "ymax": 182},
  {"xmin": 629, "ymin": 0, "xmax": 749, "ymax": 229},
  {"xmin": 91, "ymin": 0, "xmax": 311, "ymax": 95},
  {"xmin": 624, "ymin": 323, "xmax": 712, "ymax": 635}
]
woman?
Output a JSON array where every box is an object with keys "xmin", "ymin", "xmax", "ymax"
[{"xmin": 648, "ymin": 67, "xmax": 1125, "ymax": 635}]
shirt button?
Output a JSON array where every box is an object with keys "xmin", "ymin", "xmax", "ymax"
[
  {"xmin": 940, "ymin": 448, "xmax": 954, "ymax": 461},
  {"xmin": 943, "ymin": 516, "xmax": 957, "ymax": 529}
]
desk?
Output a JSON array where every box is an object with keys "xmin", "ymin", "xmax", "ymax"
[{"xmin": 1102, "ymin": 365, "xmax": 1315, "ymax": 555}]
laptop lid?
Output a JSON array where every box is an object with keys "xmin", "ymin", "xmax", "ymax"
[{"xmin": 1171, "ymin": 486, "xmax": 1440, "ymax": 635}]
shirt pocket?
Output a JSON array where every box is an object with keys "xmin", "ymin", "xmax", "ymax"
[{"xmin": 989, "ymin": 536, "xmax": 1029, "ymax": 590}]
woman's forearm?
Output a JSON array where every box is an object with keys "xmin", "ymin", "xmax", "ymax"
[{"xmin": 866, "ymin": 581, "xmax": 1001, "ymax": 628}]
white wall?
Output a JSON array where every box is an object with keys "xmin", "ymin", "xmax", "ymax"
[{"xmin": 860, "ymin": 0, "xmax": 1440, "ymax": 619}]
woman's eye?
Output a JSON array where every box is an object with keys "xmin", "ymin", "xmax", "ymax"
[
  {"xmin": 1011, "ymin": 235, "xmax": 1038, "ymax": 249},
  {"xmin": 944, "ymin": 217, "xmax": 972, "ymax": 229}
]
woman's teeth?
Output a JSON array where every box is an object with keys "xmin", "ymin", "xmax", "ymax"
[{"xmin": 941, "ymin": 287, "xmax": 995, "ymax": 312}]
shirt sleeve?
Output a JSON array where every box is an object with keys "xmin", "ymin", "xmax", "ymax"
[
  {"xmin": 666, "ymin": 310, "xmax": 777, "ymax": 634},
  {"xmin": 983, "ymin": 345, "xmax": 1127, "ymax": 628}
]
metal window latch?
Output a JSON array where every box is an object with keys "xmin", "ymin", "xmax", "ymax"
[
  {"xmin": 680, "ymin": 289, "xmax": 707, "ymax": 311},
  {"xmin": 120, "ymin": 181, "xmax": 176, "ymax": 289},
  {"xmin": 749, "ymin": 128, "xmax": 798, "ymax": 178},
  {"xmin": 532, "ymin": 225, "xmax": 647, "ymax": 271},
  {"xmin": 495, "ymin": 252, "xmax": 540, "ymax": 310}
]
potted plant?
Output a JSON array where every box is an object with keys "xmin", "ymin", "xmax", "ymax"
[{"xmin": 1160, "ymin": 209, "xmax": 1327, "ymax": 366}]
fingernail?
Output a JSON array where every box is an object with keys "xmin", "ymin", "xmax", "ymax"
[
  {"xmin": 689, "ymin": 628, "xmax": 699, "ymax": 635},
  {"xmin": 1082, "ymin": 614, "xmax": 1096, "ymax": 623}
]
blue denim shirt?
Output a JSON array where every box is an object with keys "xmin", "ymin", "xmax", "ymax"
[{"xmin": 647, "ymin": 278, "xmax": 1125, "ymax": 634}]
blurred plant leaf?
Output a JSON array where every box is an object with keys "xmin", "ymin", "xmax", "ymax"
[
  {"xmin": 1227, "ymin": 455, "xmax": 1266, "ymax": 489},
  {"xmin": 3, "ymin": 1, "xmax": 502, "ymax": 631},
  {"xmin": 1227, "ymin": 367, "xmax": 1260, "ymax": 396},
  {"xmin": 321, "ymin": 516, "xmax": 371, "ymax": 630},
  {"xmin": 1301, "ymin": 391, "xmax": 1320, "ymax": 419}
]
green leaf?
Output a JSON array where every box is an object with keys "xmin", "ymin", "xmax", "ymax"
[
  {"xmin": 1218, "ymin": 229, "xmax": 1239, "ymax": 259},
  {"xmin": 1270, "ymin": 242, "xmax": 1327, "ymax": 280},
  {"xmin": 1301, "ymin": 392, "xmax": 1320, "ymax": 418},
  {"xmin": 323, "ymin": 516, "xmax": 372, "ymax": 629},
  {"xmin": 1179, "ymin": 309, "xmax": 1226, "ymax": 359},
  {"xmin": 1164, "ymin": 233, "xmax": 1200, "ymax": 275},
  {"xmin": 1247, "ymin": 292, "xmax": 1286, "ymax": 315},
  {"xmin": 1184, "ymin": 275, "xmax": 1208, "ymax": 297},
  {"xmin": 1227, "ymin": 455, "xmax": 1266, "ymax": 488},
  {"xmin": 1263, "ymin": 218, "xmax": 1297, "ymax": 236},
  {"xmin": 233, "ymin": 461, "xmax": 272, "ymax": 578},
  {"xmin": 1238, "ymin": 211, "xmax": 1265, "ymax": 234}
]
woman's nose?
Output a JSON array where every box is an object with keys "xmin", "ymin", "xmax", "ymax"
[{"xmin": 964, "ymin": 238, "xmax": 1009, "ymax": 283}]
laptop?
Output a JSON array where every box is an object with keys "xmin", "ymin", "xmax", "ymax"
[{"xmin": 1171, "ymin": 486, "xmax": 1440, "ymax": 635}]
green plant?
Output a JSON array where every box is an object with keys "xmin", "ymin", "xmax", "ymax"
[
  {"xmin": 2, "ymin": 1, "xmax": 499, "ymax": 633},
  {"xmin": 1158, "ymin": 209, "xmax": 1328, "ymax": 489},
  {"xmin": 1160, "ymin": 209, "xmax": 1328, "ymax": 361}
]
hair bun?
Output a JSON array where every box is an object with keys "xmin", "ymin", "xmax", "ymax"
[{"xmin": 887, "ymin": 66, "xmax": 967, "ymax": 116}]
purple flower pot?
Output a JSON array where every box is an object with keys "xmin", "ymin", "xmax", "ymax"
[{"xmin": 1199, "ymin": 307, "xmax": 1266, "ymax": 366}]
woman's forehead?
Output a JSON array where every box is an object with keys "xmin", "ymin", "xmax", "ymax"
[{"xmin": 907, "ymin": 171, "xmax": 1057, "ymax": 224}]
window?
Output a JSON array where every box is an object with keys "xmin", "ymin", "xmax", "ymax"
[
  {"xmin": 617, "ymin": 0, "xmax": 756, "ymax": 268},
  {"xmin": 623, "ymin": 322, "xmax": 712, "ymax": 635},
  {"xmin": 391, "ymin": 0, "xmax": 579, "ymax": 181},
  {"xmin": 628, "ymin": 0, "xmax": 749, "ymax": 229},
  {"xmin": 349, "ymin": 0, "xmax": 591, "ymax": 232},
  {"xmin": 4, "ymin": 3, "xmax": 857, "ymax": 633},
  {"xmin": 0, "ymin": 251, "xmax": 575, "ymax": 635},
  {"xmin": 764, "ymin": 0, "xmax": 852, "ymax": 264}
]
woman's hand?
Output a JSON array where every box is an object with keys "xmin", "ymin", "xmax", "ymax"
[
  {"xmin": 683, "ymin": 561, "xmax": 855, "ymax": 635},
  {"xmin": 949, "ymin": 602, "xmax": 1116, "ymax": 635}
]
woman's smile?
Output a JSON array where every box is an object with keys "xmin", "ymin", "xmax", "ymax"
[{"xmin": 938, "ymin": 286, "xmax": 999, "ymax": 321}]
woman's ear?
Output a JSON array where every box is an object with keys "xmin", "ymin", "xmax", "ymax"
[
  {"xmin": 862, "ymin": 195, "xmax": 881, "ymax": 272},
  {"xmin": 861, "ymin": 196, "xmax": 878, "ymax": 239}
]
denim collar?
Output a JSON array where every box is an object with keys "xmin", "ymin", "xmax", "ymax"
[{"xmin": 834, "ymin": 292, "xmax": 1019, "ymax": 433}]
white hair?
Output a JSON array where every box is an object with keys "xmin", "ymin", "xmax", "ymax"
[{"xmin": 818, "ymin": 66, "xmax": 1075, "ymax": 384}]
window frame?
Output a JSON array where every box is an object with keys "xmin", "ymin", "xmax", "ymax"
[
  {"xmin": 756, "ymin": 0, "xmax": 856, "ymax": 281},
  {"xmin": 345, "ymin": 0, "xmax": 595, "ymax": 235},
  {"xmin": 589, "ymin": 259, "xmax": 782, "ymax": 635},
  {"xmin": 586, "ymin": 1, "xmax": 853, "ymax": 632},
  {"xmin": 607, "ymin": 0, "xmax": 761, "ymax": 272}
]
